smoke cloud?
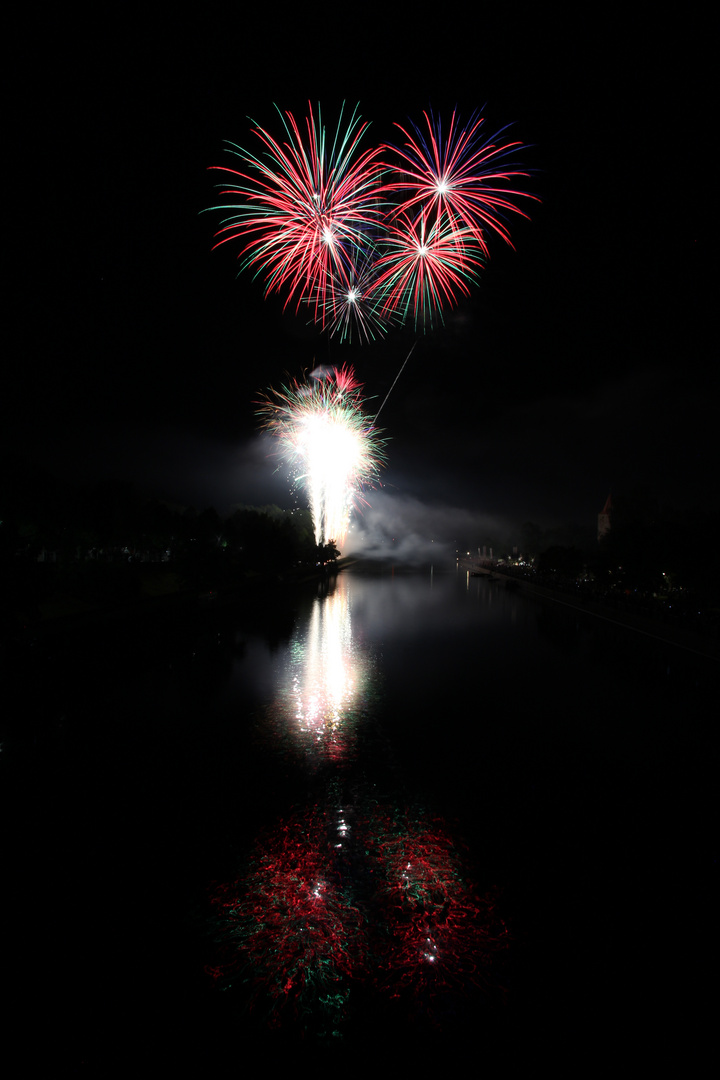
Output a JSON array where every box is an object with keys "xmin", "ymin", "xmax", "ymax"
[{"xmin": 344, "ymin": 489, "xmax": 513, "ymax": 566}]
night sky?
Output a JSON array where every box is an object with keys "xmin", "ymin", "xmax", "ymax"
[{"xmin": 7, "ymin": 11, "xmax": 713, "ymax": 554}]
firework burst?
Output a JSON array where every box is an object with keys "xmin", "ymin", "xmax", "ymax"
[
  {"xmin": 207, "ymin": 102, "xmax": 537, "ymax": 336},
  {"xmin": 257, "ymin": 366, "xmax": 385, "ymax": 548},
  {"xmin": 372, "ymin": 210, "xmax": 485, "ymax": 329},
  {"xmin": 382, "ymin": 109, "xmax": 538, "ymax": 256},
  {"xmin": 207, "ymin": 102, "xmax": 384, "ymax": 322},
  {"xmin": 312, "ymin": 249, "xmax": 399, "ymax": 344}
]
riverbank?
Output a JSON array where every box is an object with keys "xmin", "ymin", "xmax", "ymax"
[
  {"xmin": 2, "ymin": 561, "xmax": 338, "ymax": 648},
  {"xmin": 480, "ymin": 566, "xmax": 720, "ymax": 662}
]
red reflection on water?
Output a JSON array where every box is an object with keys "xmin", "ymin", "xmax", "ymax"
[
  {"xmin": 207, "ymin": 800, "xmax": 365, "ymax": 1036},
  {"xmin": 366, "ymin": 806, "xmax": 508, "ymax": 1023},
  {"xmin": 206, "ymin": 796, "xmax": 507, "ymax": 1037}
]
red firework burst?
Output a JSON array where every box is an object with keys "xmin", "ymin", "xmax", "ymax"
[
  {"xmin": 207, "ymin": 102, "xmax": 385, "ymax": 321},
  {"xmin": 382, "ymin": 109, "xmax": 538, "ymax": 257},
  {"xmin": 372, "ymin": 209, "xmax": 485, "ymax": 329}
]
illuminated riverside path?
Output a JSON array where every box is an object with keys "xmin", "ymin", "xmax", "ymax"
[{"xmin": 6, "ymin": 565, "xmax": 718, "ymax": 1068}]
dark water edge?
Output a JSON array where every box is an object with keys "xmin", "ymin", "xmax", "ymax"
[{"xmin": 3, "ymin": 573, "xmax": 718, "ymax": 1070}]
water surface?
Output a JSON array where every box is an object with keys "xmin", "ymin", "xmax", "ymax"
[{"xmin": 5, "ymin": 569, "xmax": 717, "ymax": 1066}]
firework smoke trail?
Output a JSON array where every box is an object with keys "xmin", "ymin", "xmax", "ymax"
[
  {"xmin": 374, "ymin": 341, "xmax": 417, "ymax": 423},
  {"xmin": 258, "ymin": 367, "xmax": 385, "ymax": 549}
]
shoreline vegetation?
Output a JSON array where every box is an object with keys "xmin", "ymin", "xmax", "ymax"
[{"xmin": 2, "ymin": 461, "xmax": 718, "ymax": 659}]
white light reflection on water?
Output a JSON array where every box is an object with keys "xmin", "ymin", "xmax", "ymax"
[{"xmin": 262, "ymin": 575, "xmax": 373, "ymax": 764}]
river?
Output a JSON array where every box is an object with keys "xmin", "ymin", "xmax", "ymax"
[{"xmin": 5, "ymin": 567, "xmax": 717, "ymax": 1067}]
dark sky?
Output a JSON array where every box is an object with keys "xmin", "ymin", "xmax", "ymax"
[{"xmin": 6, "ymin": 11, "xmax": 714, "ymax": 551}]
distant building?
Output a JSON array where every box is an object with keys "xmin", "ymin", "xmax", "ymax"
[{"xmin": 598, "ymin": 493, "xmax": 612, "ymax": 542}]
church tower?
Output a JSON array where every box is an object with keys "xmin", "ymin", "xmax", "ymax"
[{"xmin": 598, "ymin": 493, "xmax": 612, "ymax": 542}]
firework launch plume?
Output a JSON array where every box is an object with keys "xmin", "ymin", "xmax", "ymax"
[{"xmin": 257, "ymin": 366, "xmax": 386, "ymax": 549}]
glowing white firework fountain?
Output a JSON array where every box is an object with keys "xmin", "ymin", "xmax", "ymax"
[{"xmin": 258, "ymin": 366, "xmax": 385, "ymax": 549}]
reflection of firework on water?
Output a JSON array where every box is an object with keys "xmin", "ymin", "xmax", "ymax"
[
  {"xmin": 257, "ymin": 365, "xmax": 386, "ymax": 548},
  {"xmin": 208, "ymin": 103, "xmax": 535, "ymax": 334},
  {"xmin": 366, "ymin": 805, "xmax": 509, "ymax": 1024},
  {"xmin": 257, "ymin": 576, "xmax": 372, "ymax": 767},
  {"xmin": 290, "ymin": 579, "xmax": 364, "ymax": 763},
  {"xmin": 207, "ymin": 102, "xmax": 384, "ymax": 322},
  {"xmin": 206, "ymin": 799, "xmax": 365, "ymax": 1039},
  {"xmin": 207, "ymin": 793, "xmax": 508, "ymax": 1041}
]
